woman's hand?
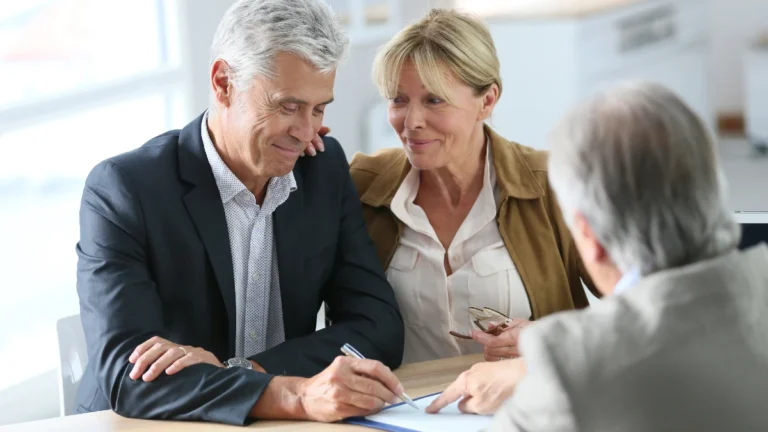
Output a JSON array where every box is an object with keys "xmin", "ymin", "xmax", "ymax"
[
  {"xmin": 471, "ymin": 319, "xmax": 532, "ymax": 361},
  {"xmin": 303, "ymin": 126, "xmax": 331, "ymax": 156}
]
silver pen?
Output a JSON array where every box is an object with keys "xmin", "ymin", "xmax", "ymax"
[{"xmin": 340, "ymin": 343, "xmax": 420, "ymax": 410}]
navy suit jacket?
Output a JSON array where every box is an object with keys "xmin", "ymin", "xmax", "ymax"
[{"xmin": 74, "ymin": 114, "xmax": 404, "ymax": 425}]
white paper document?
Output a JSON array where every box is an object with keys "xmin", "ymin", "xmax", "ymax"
[{"xmin": 347, "ymin": 392, "xmax": 493, "ymax": 432}]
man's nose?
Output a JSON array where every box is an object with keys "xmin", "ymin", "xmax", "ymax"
[{"xmin": 289, "ymin": 113, "xmax": 315, "ymax": 144}]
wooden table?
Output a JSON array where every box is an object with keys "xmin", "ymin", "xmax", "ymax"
[{"xmin": 1, "ymin": 355, "xmax": 483, "ymax": 431}]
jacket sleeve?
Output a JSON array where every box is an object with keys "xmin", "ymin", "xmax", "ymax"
[
  {"xmin": 489, "ymin": 323, "xmax": 578, "ymax": 432},
  {"xmin": 250, "ymin": 139, "xmax": 405, "ymax": 375},
  {"xmin": 77, "ymin": 161, "xmax": 272, "ymax": 425}
]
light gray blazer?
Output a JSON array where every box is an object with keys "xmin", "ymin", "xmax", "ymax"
[{"xmin": 490, "ymin": 244, "xmax": 768, "ymax": 432}]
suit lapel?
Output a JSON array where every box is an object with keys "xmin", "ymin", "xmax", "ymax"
[
  {"xmin": 274, "ymin": 169, "xmax": 305, "ymax": 339},
  {"xmin": 178, "ymin": 114, "xmax": 237, "ymax": 356}
]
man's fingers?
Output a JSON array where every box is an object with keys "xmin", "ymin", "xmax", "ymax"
[
  {"xmin": 457, "ymin": 396, "xmax": 494, "ymax": 415},
  {"xmin": 334, "ymin": 387, "xmax": 387, "ymax": 413},
  {"xmin": 130, "ymin": 343, "xmax": 170, "ymax": 380},
  {"xmin": 349, "ymin": 359, "xmax": 404, "ymax": 396},
  {"xmin": 326, "ymin": 401, "xmax": 370, "ymax": 423},
  {"xmin": 318, "ymin": 126, "xmax": 331, "ymax": 137},
  {"xmin": 345, "ymin": 374, "xmax": 399, "ymax": 405},
  {"xmin": 129, "ymin": 336, "xmax": 164, "ymax": 364},
  {"xmin": 457, "ymin": 395, "xmax": 475, "ymax": 414},
  {"xmin": 166, "ymin": 350, "xmax": 225, "ymax": 375},
  {"xmin": 142, "ymin": 347, "xmax": 186, "ymax": 382},
  {"xmin": 426, "ymin": 378, "xmax": 464, "ymax": 413},
  {"xmin": 165, "ymin": 350, "xmax": 198, "ymax": 375}
]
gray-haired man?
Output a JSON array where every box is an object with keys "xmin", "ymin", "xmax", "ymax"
[
  {"xmin": 491, "ymin": 82, "xmax": 768, "ymax": 431},
  {"xmin": 76, "ymin": 0, "xmax": 404, "ymax": 425},
  {"xmin": 430, "ymin": 82, "xmax": 768, "ymax": 431}
]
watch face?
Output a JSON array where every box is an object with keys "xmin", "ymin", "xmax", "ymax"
[{"xmin": 227, "ymin": 358, "xmax": 252, "ymax": 369}]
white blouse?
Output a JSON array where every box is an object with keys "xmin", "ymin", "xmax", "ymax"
[{"xmin": 387, "ymin": 143, "xmax": 532, "ymax": 364}]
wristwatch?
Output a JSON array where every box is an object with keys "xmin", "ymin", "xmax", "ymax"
[{"xmin": 224, "ymin": 358, "xmax": 253, "ymax": 369}]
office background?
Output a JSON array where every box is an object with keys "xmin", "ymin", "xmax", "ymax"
[{"xmin": 0, "ymin": 0, "xmax": 766, "ymax": 426}]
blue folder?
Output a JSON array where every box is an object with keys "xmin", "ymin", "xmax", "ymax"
[{"xmin": 343, "ymin": 392, "xmax": 441, "ymax": 432}]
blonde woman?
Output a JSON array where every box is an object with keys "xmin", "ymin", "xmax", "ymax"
[{"xmin": 346, "ymin": 9, "xmax": 599, "ymax": 365}]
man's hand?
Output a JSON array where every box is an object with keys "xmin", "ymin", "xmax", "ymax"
[
  {"xmin": 302, "ymin": 126, "xmax": 330, "ymax": 157},
  {"xmin": 426, "ymin": 358, "xmax": 527, "ymax": 415},
  {"xmin": 472, "ymin": 319, "xmax": 532, "ymax": 361},
  {"xmin": 128, "ymin": 336, "xmax": 224, "ymax": 382},
  {"xmin": 251, "ymin": 356, "xmax": 404, "ymax": 422}
]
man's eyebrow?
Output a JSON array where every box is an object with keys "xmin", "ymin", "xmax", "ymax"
[{"xmin": 277, "ymin": 96, "xmax": 335, "ymax": 105}]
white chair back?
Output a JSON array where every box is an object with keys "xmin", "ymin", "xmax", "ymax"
[{"xmin": 56, "ymin": 314, "xmax": 88, "ymax": 416}]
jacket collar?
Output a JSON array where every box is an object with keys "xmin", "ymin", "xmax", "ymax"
[{"xmin": 360, "ymin": 125, "xmax": 545, "ymax": 208}]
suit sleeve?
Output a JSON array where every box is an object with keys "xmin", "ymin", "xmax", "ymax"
[
  {"xmin": 77, "ymin": 161, "xmax": 272, "ymax": 424},
  {"xmin": 250, "ymin": 140, "xmax": 405, "ymax": 374},
  {"xmin": 489, "ymin": 324, "xmax": 578, "ymax": 432}
]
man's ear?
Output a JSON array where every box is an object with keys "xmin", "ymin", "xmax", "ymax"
[
  {"xmin": 573, "ymin": 211, "xmax": 609, "ymax": 265},
  {"xmin": 210, "ymin": 59, "xmax": 234, "ymax": 108}
]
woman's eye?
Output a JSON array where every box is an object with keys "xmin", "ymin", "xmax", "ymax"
[
  {"xmin": 427, "ymin": 97, "xmax": 444, "ymax": 105},
  {"xmin": 282, "ymin": 104, "xmax": 298, "ymax": 113}
]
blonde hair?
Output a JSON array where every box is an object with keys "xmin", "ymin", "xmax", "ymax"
[{"xmin": 372, "ymin": 9, "xmax": 502, "ymax": 105}]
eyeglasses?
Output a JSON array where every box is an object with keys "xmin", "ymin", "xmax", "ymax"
[{"xmin": 450, "ymin": 307, "xmax": 514, "ymax": 339}]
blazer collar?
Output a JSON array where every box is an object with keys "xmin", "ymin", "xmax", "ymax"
[
  {"xmin": 177, "ymin": 113, "xmax": 238, "ymax": 356},
  {"xmin": 360, "ymin": 124, "xmax": 545, "ymax": 208}
]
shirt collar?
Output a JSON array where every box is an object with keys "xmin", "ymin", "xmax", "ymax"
[
  {"xmin": 613, "ymin": 268, "xmax": 641, "ymax": 295},
  {"xmin": 389, "ymin": 136, "xmax": 497, "ymax": 240},
  {"xmin": 201, "ymin": 110, "xmax": 297, "ymax": 204}
]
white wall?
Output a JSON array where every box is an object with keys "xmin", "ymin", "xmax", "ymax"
[
  {"xmin": 710, "ymin": 0, "xmax": 768, "ymax": 114},
  {"xmin": 324, "ymin": 40, "xmax": 388, "ymax": 157},
  {"xmin": 177, "ymin": 0, "xmax": 238, "ymax": 119}
]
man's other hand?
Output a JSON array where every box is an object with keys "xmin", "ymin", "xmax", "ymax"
[
  {"xmin": 128, "ymin": 336, "xmax": 224, "ymax": 382},
  {"xmin": 426, "ymin": 358, "xmax": 527, "ymax": 415}
]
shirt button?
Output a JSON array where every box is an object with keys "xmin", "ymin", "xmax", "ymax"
[
  {"xmin": 251, "ymin": 272, "xmax": 259, "ymax": 282},
  {"xmin": 249, "ymin": 330, "xmax": 257, "ymax": 341}
]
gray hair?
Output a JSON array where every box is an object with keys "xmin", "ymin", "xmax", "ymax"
[
  {"xmin": 210, "ymin": 0, "xmax": 349, "ymax": 91},
  {"xmin": 548, "ymin": 82, "xmax": 739, "ymax": 275}
]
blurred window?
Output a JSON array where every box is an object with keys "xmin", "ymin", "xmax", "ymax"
[{"xmin": 0, "ymin": 0, "xmax": 181, "ymax": 391}]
